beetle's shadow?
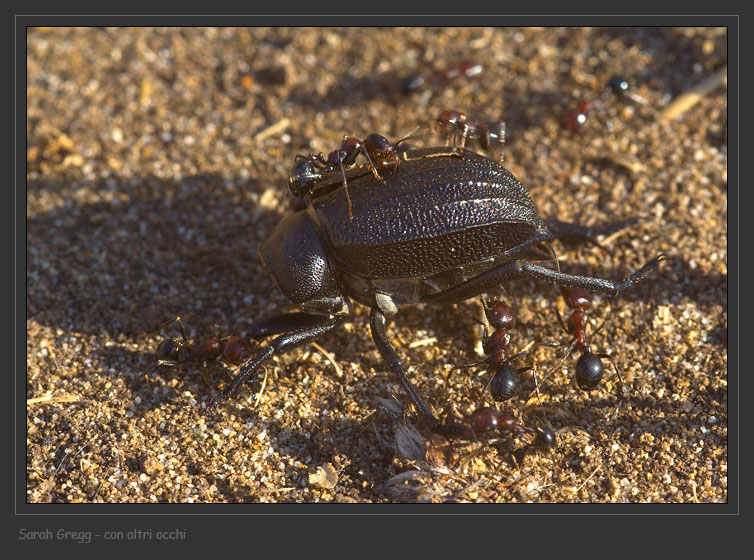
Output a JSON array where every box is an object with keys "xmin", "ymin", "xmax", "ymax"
[
  {"xmin": 26, "ymin": 172, "xmax": 387, "ymax": 489},
  {"xmin": 28, "ymin": 172, "xmax": 288, "ymax": 410},
  {"xmin": 28, "ymin": 172, "xmax": 288, "ymax": 338}
]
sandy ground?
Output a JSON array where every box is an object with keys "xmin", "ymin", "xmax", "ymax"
[{"xmin": 26, "ymin": 27, "xmax": 727, "ymax": 503}]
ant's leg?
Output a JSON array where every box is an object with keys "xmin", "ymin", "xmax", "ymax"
[
  {"xmin": 340, "ymin": 164, "xmax": 354, "ymax": 219},
  {"xmin": 361, "ymin": 148, "xmax": 385, "ymax": 183},
  {"xmin": 207, "ymin": 314, "xmax": 346, "ymax": 412},
  {"xmin": 459, "ymin": 123, "xmax": 469, "ymax": 149},
  {"xmin": 423, "ymin": 255, "xmax": 666, "ymax": 305},
  {"xmin": 486, "ymin": 121, "xmax": 506, "ymax": 164},
  {"xmin": 151, "ymin": 316, "xmax": 189, "ymax": 340},
  {"xmin": 369, "ymin": 308, "xmax": 439, "ymax": 429}
]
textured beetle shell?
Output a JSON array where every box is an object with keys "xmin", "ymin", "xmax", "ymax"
[{"xmin": 310, "ymin": 148, "xmax": 550, "ymax": 280}]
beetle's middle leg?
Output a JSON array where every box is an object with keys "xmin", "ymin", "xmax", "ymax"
[
  {"xmin": 207, "ymin": 313, "xmax": 346, "ymax": 413},
  {"xmin": 369, "ymin": 308, "xmax": 441, "ymax": 429}
]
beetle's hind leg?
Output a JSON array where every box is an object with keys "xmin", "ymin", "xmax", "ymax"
[
  {"xmin": 206, "ymin": 313, "xmax": 346, "ymax": 413},
  {"xmin": 422, "ymin": 255, "xmax": 667, "ymax": 305},
  {"xmin": 519, "ymin": 256, "xmax": 667, "ymax": 296}
]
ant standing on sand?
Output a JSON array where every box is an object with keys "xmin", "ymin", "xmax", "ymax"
[
  {"xmin": 145, "ymin": 317, "xmax": 255, "ymax": 381},
  {"xmin": 556, "ymin": 286, "xmax": 623, "ymax": 392},
  {"xmin": 560, "ymin": 75, "xmax": 650, "ymax": 134},
  {"xmin": 457, "ymin": 298, "xmax": 532, "ymax": 403}
]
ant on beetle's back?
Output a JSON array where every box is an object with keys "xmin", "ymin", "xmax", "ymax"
[
  {"xmin": 435, "ymin": 109, "xmax": 506, "ymax": 161},
  {"xmin": 288, "ymin": 107, "xmax": 508, "ymax": 217},
  {"xmin": 288, "ymin": 133, "xmax": 401, "ymax": 218}
]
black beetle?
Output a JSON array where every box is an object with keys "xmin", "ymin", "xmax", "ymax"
[{"xmin": 206, "ymin": 146, "xmax": 664, "ymax": 433}]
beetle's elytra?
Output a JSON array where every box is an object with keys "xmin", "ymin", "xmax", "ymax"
[
  {"xmin": 201, "ymin": 144, "xmax": 665, "ymax": 436},
  {"xmin": 267, "ymin": 147, "xmax": 550, "ymax": 315}
]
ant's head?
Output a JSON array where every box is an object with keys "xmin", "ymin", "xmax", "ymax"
[
  {"xmin": 155, "ymin": 339, "xmax": 181, "ymax": 362},
  {"xmin": 435, "ymin": 108, "xmax": 468, "ymax": 134},
  {"xmin": 560, "ymin": 287, "xmax": 592, "ymax": 311}
]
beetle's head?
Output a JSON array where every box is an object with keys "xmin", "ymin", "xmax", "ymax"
[{"xmin": 259, "ymin": 211, "xmax": 346, "ymax": 315}]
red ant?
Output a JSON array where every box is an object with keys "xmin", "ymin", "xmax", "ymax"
[
  {"xmin": 289, "ymin": 133, "xmax": 401, "ymax": 219},
  {"xmin": 439, "ymin": 405, "xmax": 556, "ymax": 451},
  {"xmin": 145, "ymin": 317, "xmax": 254, "ymax": 379},
  {"xmin": 459, "ymin": 297, "xmax": 557, "ymax": 404},
  {"xmin": 401, "ymin": 59, "xmax": 484, "ymax": 94},
  {"xmin": 560, "ymin": 75, "xmax": 649, "ymax": 134},
  {"xmin": 434, "ymin": 108, "xmax": 506, "ymax": 162},
  {"xmin": 464, "ymin": 406, "xmax": 527, "ymax": 436},
  {"xmin": 471, "ymin": 299, "xmax": 531, "ymax": 402},
  {"xmin": 556, "ymin": 287, "xmax": 623, "ymax": 391}
]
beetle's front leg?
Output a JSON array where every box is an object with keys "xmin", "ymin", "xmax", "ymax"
[
  {"xmin": 207, "ymin": 313, "xmax": 346, "ymax": 413},
  {"xmin": 247, "ymin": 312, "xmax": 341, "ymax": 339}
]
